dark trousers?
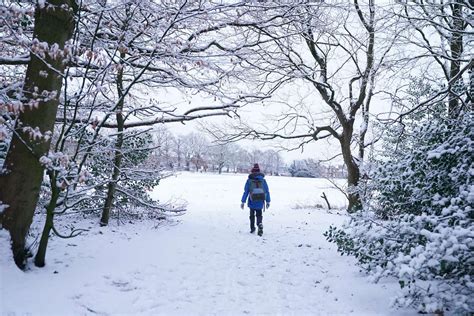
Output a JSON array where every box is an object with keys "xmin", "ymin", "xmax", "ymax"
[{"xmin": 249, "ymin": 209, "xmax": 263, "ymax": 229}]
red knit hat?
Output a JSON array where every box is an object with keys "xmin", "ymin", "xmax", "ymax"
[{"xmin": 251, "ymin": 163, "xmax": 260, "ymax": 173}]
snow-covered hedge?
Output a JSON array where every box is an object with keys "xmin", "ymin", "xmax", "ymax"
[{"xmin": 325, "ymin": 113, "xmax": 473, "ymax": 314}]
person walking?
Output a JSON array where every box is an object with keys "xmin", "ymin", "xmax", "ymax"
[{"xmin": 240, "ymin": 163, "xmax": 271, "ymax": 236}]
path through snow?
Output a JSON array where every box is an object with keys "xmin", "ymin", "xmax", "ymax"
[{"xmin": 1, "ymin": 172, "xmax": 416, "ymax": 315}]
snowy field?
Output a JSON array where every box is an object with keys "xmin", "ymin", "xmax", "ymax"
[{"xmin": 1, "ymin": 172, "xmax": 417, "ymax": 315}]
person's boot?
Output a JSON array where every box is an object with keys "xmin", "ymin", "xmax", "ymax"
[
  {"xmin": 257, "ymin": 223, "xmax": 263, "ymax": 236},
  {"xmin": 249, "ymin": 214, "xmax": 255, "ymax": 233}
]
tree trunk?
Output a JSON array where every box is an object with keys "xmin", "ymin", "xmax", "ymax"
[
  {"xmin": 100, "ymin": 53, "xmax": 125, "ymax": 227},
  {"xmin": 448, "ymin": 0, "xmax": 464, "ymax": 117},
  {"xmin": 185, "ymin": 159, "xmax": 190, "ymax": 171},
  {"xmin": 34, "ymin": 172, "xmax": 60, "ymax": 267},
  {"xmin": 346, "ymin": 159, "xmax": 362, "ymax": 212},
  {"xmin": 176, "ymin": 141, "xmax": 182, "ymax": 169},
  {"xmin": 340, "ymin": 127, "xmax": 362, "ymax": 213},
  {"xmin": 469, "ymin": 65, "xmax": 473, "ymax": 110},
  {"xmin": 0, "ymin": 1, "xmax": 76, "ymax": 269}
]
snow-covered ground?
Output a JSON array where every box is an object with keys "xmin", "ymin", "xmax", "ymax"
[{"xmin": 1, "ymin": 172, "xmax": 417, "ymax": 315}]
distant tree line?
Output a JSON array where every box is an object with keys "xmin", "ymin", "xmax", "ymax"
[
  {"xmin": 147, "ymin": 127, "xmax": 284, "ymax": 175},
  {"xmin": 145, "ymin": 126, "xmax": 347, "ymax": 178}
]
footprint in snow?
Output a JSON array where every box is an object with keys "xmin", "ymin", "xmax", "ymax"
[
  {"xmin": 111, "ymin": 279, "xmax": 138, "ymax": 292},
  {"xmin": 323, "ymin": 285, "xmax": 333, "ymax": 293}
]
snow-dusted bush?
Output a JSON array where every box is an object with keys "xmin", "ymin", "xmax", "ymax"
[
  {"xmin": 83, "ymin": 131, "xmax": 162, "ymax": 215},
  {"xmin": 288, "ymin": 159, "xmax": 322, "ymax": 178},
  {"xmin": 325, "ymin": 113, "xmax": 473, "ymax": 314}
]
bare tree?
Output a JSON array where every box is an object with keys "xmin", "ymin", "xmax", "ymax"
[
  {"xmin": 172, "ymin": 135, "xmax": 185, "ymax": 170},
  {"xmin": 213, "ymin": 1, "xmax": 397, "ymax": 211},
  {"xmin": 209, "ymin": 142, "xmax": 234, "ymax": 174},
  {"xmin": 0, "ymin": 0, "xmax": 78, "ymax": 269},
  {"xmin": 81, "ymin": 0, "xmax": 270, "ymax": 225},
  {"xmin": 389, "ymin": 0, "xmax": 473, "ymax": 119},
  {"xmin": 261, "ymin": 149, "xmax": 283, "ymax": 175},
  {"xmin": 151, "ymin": 125, "xmax": 176, "ymax": 169},
  {"xmin": 186, "ymin": 132, "xmax": 210, "ymax": 171}
]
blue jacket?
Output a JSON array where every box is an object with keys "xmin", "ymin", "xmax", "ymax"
[{"xmin": 241, "ymin": 173, "xmax": 271, "ymax": 210}]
